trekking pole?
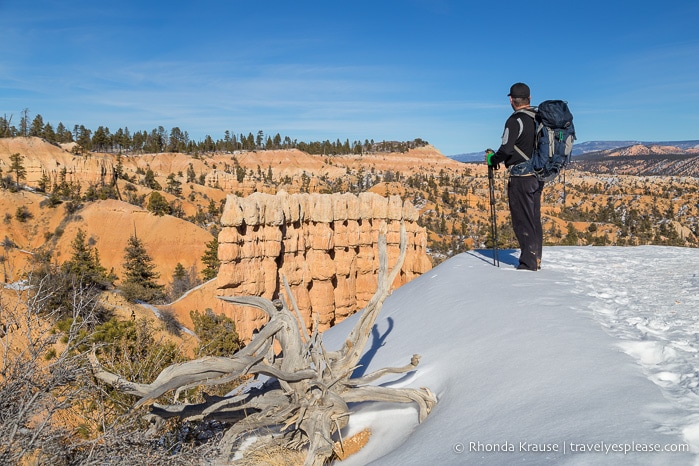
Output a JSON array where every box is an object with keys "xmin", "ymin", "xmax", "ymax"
[{"xmin": 487, "ymin": 164, "xmax": 500, "ymax": 267}]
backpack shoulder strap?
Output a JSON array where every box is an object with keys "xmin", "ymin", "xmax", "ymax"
[
  {"xmin": 512, "ymin": 107, "xmax": 538, "ymax": 160},
  {"xmin": 515, "ymin": 108, "xmax": 537, "ymax": 120}
]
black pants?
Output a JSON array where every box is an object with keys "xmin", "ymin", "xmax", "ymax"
[{"xmin": 508, "ymin": 175, "xmax": 544, "ymax": 270}]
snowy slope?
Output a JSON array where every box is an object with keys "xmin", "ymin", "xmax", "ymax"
[{"xmin": 321, "ymin": 246, "xmax": 699, "ymax": 465}]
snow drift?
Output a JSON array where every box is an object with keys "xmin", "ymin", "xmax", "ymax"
[{"xmin": 321, "ymin": 246, "xmax": 699, "ymax": 465}]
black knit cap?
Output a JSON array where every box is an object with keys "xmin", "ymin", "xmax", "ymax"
[{"xmin": 508, "ymin": 82, "xmax": 530, "ymax": 98}]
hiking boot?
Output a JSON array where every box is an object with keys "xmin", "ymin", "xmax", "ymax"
[{"xmin": 517, "ymin": 263, "xmax": 537, "ymax": 271}]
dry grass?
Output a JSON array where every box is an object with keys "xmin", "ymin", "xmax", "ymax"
[
  {"xmin": 236, "ymin": 442, "xmax": 306, "ymax": 466},
  {"xmin": 334, "ymin": 428, "xmax": 371, "ymax": 461},
  {"xmin": 231, "ymin": 428, "xmax": 371, "ymax": 465}
]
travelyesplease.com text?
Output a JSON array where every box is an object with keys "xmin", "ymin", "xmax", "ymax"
[{"xmin": 453, "ymin": 440, "xmax": 689, "ymax": 455}]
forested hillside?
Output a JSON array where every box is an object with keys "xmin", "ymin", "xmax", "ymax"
[
  {"xmin": 1, "ymin": 112, "xmax": 697, "ymax": 270},
  {"xmin": 0, "ymin": 112, "xmax": 428, "ymax": 155}
]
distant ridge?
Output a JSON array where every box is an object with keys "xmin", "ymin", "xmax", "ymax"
[
  {"xmin": 449, "ymin": 139, "xmax": 699, "ymax": 162},
  {"xmin": 572, "ymin": 140, "xmax": 699, "ymax": 155}
]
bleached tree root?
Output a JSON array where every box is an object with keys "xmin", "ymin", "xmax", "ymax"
[{"xmin": 90, "ymin": 221, "xmax": 437, "ymax": 465}]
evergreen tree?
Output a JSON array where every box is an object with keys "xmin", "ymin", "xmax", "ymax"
[
  {"xmin": 55, "ymin": 122, "xmax": 72, "ymax": 143},
  {"xmin": 143, "ymin": 168, "xmax": 161, "ymax": 190},
  {"xmin": 8, "ymin": 153, "xmax": 26, "ymax": 190},
  {"xmin": 120, "ymin": 232, "xmax": 164, "ymax": 303},
  {"xmin": 75, "ymin": 125, "xmax": 92, "ymax": 150},
  {"xmin": 207, "ymin": 199, "xmax": 219, "ymax": 221},
  {"xmin": 201, "ymin": 237, "xmax": 220, "ymax": 281},
  {"xmin": 63, "ymin": 229, "xmax": 114, "ymax": 289},
  {"xmin": 29, "ymin": 114, "xmax": 45, "ymax": 137},
  {"xmin": 92, "ymin": 126, "xmax": 111, "ymax": 151},
  {"xmin": 113, "ymin": 154, "xmax": 125, "ymax": 182},
  {"xmin": 147, "ymin": 191, "xmax": 171, "ymax": 216},
  {"xmin": 37, "ymin": 171, "xmax": 51, "ymax": 193},
  {"xmin": 165, "ymin": 173, "xmax": 182, "ymax": 196},
  {"xmin": 186, "ymin": 163, "xmax": 196, "ymax": 183},
  {"xmin": 168, "ymin": 262, "xmax": 193, "ymax": 300},
  {"xmin": 42, "ymin": 122, "xmax": 56, "ymax": 142},
  {"xmin": 235, "ymin": 165, "xmax": 245, "ymax": 183}
]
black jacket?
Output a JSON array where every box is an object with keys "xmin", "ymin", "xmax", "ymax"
[{"xmin": 491, "ymin": 107, "xmax": 537, "ymax": 168}]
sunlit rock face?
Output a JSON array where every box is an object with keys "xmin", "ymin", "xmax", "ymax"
[{"xmin": 217, "ymin": 191, "xmax": 431, "ymax": 341}]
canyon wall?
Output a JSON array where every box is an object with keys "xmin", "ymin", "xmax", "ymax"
[{"xmin": 216, "ymin": 191, "xmax": 432, "ymax": 341}]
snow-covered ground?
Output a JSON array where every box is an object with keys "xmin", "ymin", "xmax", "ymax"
[{"xmin": 321, "ymin": 246, "xmax": 699, "ymax": 465}]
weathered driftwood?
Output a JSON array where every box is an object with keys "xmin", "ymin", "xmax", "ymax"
[{"xmin": 90, "ymin": 222, "xmax": 436, "ymax": 465}]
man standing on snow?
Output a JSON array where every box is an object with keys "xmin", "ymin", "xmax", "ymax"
[{"xmin": 485, "ymin": 82, "xmax": 544, "ymax": 271}]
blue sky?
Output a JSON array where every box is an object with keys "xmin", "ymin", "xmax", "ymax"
[{"xmin": 1, "ymin": 0, "xmax": 698, "ymax": 155}]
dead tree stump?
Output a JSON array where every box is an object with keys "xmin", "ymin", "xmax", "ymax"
[{"xmin": 90, "ymin": 222, "xmax": 436, "ymax": 465}]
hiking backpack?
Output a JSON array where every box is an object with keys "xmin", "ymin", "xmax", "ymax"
[{"xmin": 514, "ymin": 100, "xmax": 576, "ymax": 182}]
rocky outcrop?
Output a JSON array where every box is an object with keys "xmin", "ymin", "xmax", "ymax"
[
  {"xmin": 0, "ymin": 137, "xmax": 115, "ymax": 186},
  {"xmin": 217, "ymin": 191, "xmax": 431, "ymax": 341}
]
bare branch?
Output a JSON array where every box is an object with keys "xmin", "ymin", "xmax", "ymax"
[{"xmin": 346, "ymin": 354, "xmax": 421, "ymax": 386}]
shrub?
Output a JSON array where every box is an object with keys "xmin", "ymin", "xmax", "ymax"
[
  {"xmin": 14, "ymin": 206, "xmax": 32, "ymax": 222},
  {"xmin": 147, "ymin": 191, "xmax": 171, "ymax": 216},
  {"xmin": 190, "ymin": 309, "xmax": 241, "ymax": 357}
]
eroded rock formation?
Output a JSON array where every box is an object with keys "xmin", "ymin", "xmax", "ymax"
[{"xmin": 217, "ymin": 191, "xmax": 431, "ymax": 340}]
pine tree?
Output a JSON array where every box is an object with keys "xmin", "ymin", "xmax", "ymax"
[
  {"xmin": 37, "ymin": 171, "xmax": 51, "ymax": 193},
  {"xmin": 120, "ymin": 232, "xmax": 164, "ymax": 303},
  {"xmin": 168, "ymin": 262, "xmax": 197, "ymax": 300},
  {"xmin": 186, "ymin": 163, "xmax": 196, "ymax": 183},
  {"xmin": 143, "ymin": 168, "xmax": 161, "ymax": 190},
  {"xmin": 147, "ymin": 191, "xmax": 171, "ymax": 216},
  {"xmin": 63, "ymin": 229, "xmax": 114, "ymax": 289},
  {"xmin": 165, "ymin": 173, "xmax": 182, "ymax": 196},
  {"xmin": 201, "ymin": 237, "xmax": 220, "ymax": 281},
  {"xmin": 207, "ymin": 199, "xmax": 219, "ymax": 221},
  {"xmin": 9, "ymin": 153, "xmax": 26, "ymax": 190},
  {"xmin": 29, "ymin": 114, "xmax": 44, "ymax": 137}
]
